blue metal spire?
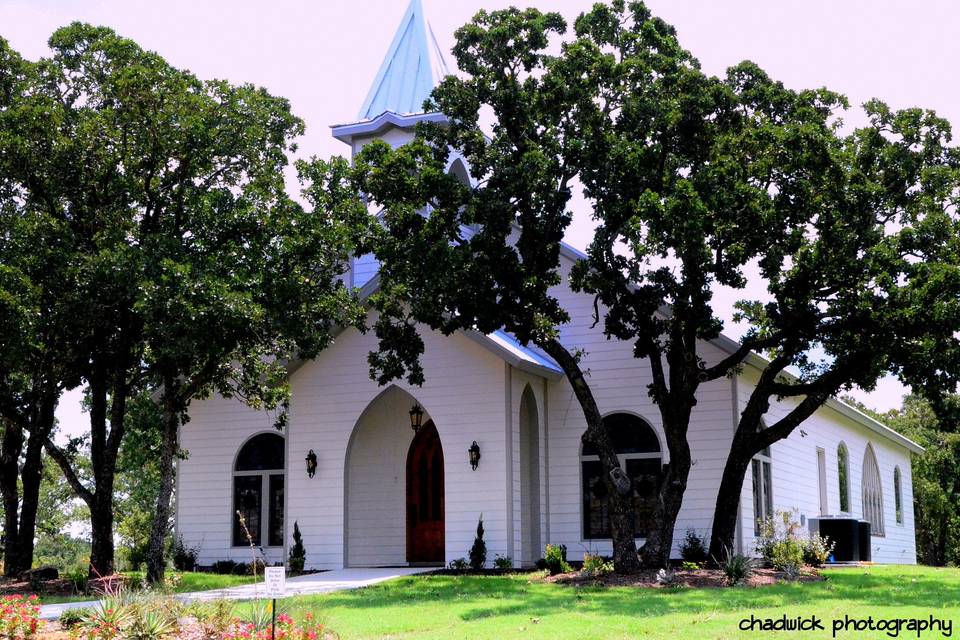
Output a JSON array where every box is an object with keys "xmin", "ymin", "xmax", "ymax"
[{"xmin": 357, "ymin": 0, "xmax": 451, "ymax": 120}]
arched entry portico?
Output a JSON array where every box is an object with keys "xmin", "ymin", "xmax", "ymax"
[{"xmin": 344, "ymin": 386, "xmax": 445, "ymax": 567}]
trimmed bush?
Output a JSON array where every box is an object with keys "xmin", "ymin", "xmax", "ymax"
[
  {"xmin": 679, "ymin": 529, "xmax": 709, "ymax": 564},
  {"xmin": 289, "ymin": 521, "xmax": 307, "ymax": 573},
  {"xmin": 469, "ymin": 516, "xmax": 487, "ymax": 570}
]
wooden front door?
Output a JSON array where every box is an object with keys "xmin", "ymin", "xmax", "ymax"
[{"xmin": 406, "ymin": 420, "xmax": 444, "ymax": 564}]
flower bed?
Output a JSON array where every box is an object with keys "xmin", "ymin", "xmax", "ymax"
[{"xmin": 0, "ymin": 594, "xmax": 42, "ymax": 638}]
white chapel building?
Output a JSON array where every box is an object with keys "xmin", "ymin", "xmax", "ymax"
[{"xmin": 175, "ymin": 0, "xmax": 921, "ymax": 569}]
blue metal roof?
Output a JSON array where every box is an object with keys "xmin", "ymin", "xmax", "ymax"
[{"xmin": 357, "ymin": 0, "xmax": 451, "ymax": 120}]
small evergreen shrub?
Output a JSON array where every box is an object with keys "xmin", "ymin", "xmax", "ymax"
[
  {"xmin": 679, "ymin": 529, "xmax": 709, "ymax": 564},
  {"xmin": 721, "ymin": 549, "xmax": 755, "ymax": 586},
  {"xmin": 288, "ymin": 521, "xmax": 307, "ymax": 573},
  {"xmin": 680, "ymin": 561, "xmax": 703, "ymax": 570},
  {"xmin": 447, "ymin": 558, "xmax": 468, "ymax": 571},
  {"xmin": 581, "ymin": 553, "xmax": 613, "ymax": 577},
  {"xmin": 171, "ymin": 535, "xmax": 198, "ymax": 572},
  {"xmin": 493, "ymin": 554, "xmax": 513, "ymax": 570},
  {"xmin": 803, "ymin": 533, "xmax": 835, "ymax": 567},
  {"xmin": 469, "ymin": 516, "xmax": 487, "ymax": 570},
  {"xmin": 543, "ymin": 544, "xmax": 571, "ymax": 575}
]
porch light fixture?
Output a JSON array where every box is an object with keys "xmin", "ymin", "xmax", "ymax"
[
  {"xmin": 305, "ymin": 449, "xmax": 318, "ymax": 478},
  {"xmin": 409, "ymin": 403, "xmax": 424, "ymax": 433},
  {"xmin": 468, "ymin": 441, "xmax": 481, "ymax": 471}
]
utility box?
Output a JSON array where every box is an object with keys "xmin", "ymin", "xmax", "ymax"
[
  {"xmin": 857, "ymin": 521, "xmax": 872, "ymax": 562},
  {"xmin": 811, "ymin": 517, "xmax": 861, "ymax": 562}
]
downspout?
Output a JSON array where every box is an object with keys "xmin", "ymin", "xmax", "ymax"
[{"xmin": 504, "ymin": 363, "xmax": 514, "ymax": 562}]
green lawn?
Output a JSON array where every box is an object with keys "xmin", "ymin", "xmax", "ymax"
[
  {"xmin": 243, "ymin": 565, "xmax": 960, "ymax": 640},
  {"xmin": 38, "ymin": 571, "xmax": 255, "ymax": 604}
]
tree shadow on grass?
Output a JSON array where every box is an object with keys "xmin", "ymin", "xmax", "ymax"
[{"xmin": 295, "ymin": 566, "xmax": 960, "ymax": 630}]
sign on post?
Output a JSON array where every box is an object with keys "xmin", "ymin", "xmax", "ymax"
[{"xmin": 264, "ymin": 566, "xmax": 287, "ymax": 599}]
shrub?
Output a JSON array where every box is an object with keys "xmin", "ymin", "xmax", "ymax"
[
  {"xmin": 581, "ymin": 553, "xmax": 613, "ymax": 577},
  {"xmin": 187, "ymin": 599, "xmax": 234, "ymax": 637},
  {"xmin": 288, "ymin": 521, "xmax": 307, "ymax": 573},
  {"xmin": 756, "ymin": 509, "xmax": 805, "ymax": 571},
  {"xmin": 447, "ymin": 558, "xmax": 468, "ymax": 571},
  {"xmin": 58, "ymin": 606, "xmax": 92, "ymax": 629},
  {"xmin": 64, "ymin": 565, "xmax": 89, "ymax": 594},
  {"xmin": 781, "ymin": 563, "xmax": 802, "ymax": 582},
  {"xmin": 0, "ymin": 595, "xmax": 42, "ymax": 638},
  {"xmin": 769, "ymin": 538, "xmax": 804, "ymax": 573},
  {"xmin": 803, "ymin": 533, "xmax": 835, "ymax": 567},
  {"xmin": 493, "ymin": 554, "xmax": 513, "ymax": 570},
  {"xmin": 680, "ymin": 561, "xmax": 703, "ymax": 570},
  {"xmin": 469, "ymin": 516, "xmax": 487, "ymax": 570},
  {"xmin": 721, "ymin": 549, "xmax": 755, "ymax": 586},
  {"xmin": 171, "ymin": 535, "xmax": 198, "ymax": 572},
  {"xmin": 211, "ymin": 560, "xmax": 241, "ymax": 575},
  {"xmin": 543, "ymin": 544, "xmax": 571, "ymax": 576},
  {"xmin": 679, "ymin": 529, "xmax": 709, "ymax": 564},
  {"xmin": 243, "ymin": 559, "xmax": 266, "ymax": 576}
]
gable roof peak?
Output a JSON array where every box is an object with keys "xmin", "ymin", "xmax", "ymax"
[{"xmin": 357, "ymin": 0, "xmax": 451, "ymax": 121}]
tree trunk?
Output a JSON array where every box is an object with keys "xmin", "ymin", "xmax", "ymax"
[
  {"xmin": 540, "ymin": 338, "xmax": 640, "ymax": 573},
  {"xmin": 14, "ymin": 429, "xmax": 47, "ymax": 575},
  {"xmin": 707, "ymin": 446, "xmax": 753, "ymax": 564},
  {"xmin": 640, "ymin": 433, "xmax": 692, "ymax": 568},
  {"xmin": 88, "ymin": 492, "xmax": 115, "ymax": 577},
  {"xmin": 0, "ymin": 419, "xmax": 24, "ymax": 576},
  {"xmin": 146, "ymin": 392, "xmax": 180, "ymax": 584}
]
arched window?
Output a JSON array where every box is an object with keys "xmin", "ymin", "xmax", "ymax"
[
  {"xmin": 894, "ymin": 466, "xmax": 903, "ymax": 525},
  {"xmin": 448, "ymin": 158, "xmax": 471, "ymax": 187},
  {"xmin": 862, "ymin": 444, "xmax": 884, "ymax": 536},
  {"xmin": 837, "ymin": 443, "xmax": 850, "ymax": 513},
  {"xmin": 233, "ymin": 432, "xmax": 285, "ymax": 547},
  {"xmin": 581, "ymin": 413, "xmax": 662, "ymax": 539},
  {"xmin": 751, "ymin": 439, "xmax": 773, "ymax": 536}
]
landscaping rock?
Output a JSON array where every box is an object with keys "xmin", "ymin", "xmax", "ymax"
[{"xmin": 22, "ymin": 566, "xmax": 58, "ymax": 582}]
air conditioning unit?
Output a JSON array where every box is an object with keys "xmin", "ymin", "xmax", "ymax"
[{"xmin": 810, "ymin": 517, "xmax": 868, "ymax": 562}]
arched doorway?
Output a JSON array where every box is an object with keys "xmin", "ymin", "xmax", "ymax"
[{"xmin": 406, "ymin": 420, "xmax": 445, "ymax": 564}]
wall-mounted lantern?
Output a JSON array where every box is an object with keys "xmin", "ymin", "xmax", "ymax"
[
  {"xmin": 409, "ymin": 403, "xmax": 424, "ymax": 433},
  {"xmin": 305, "ymin": 449, "xmax": 318, "ymax": 478},
  {"xmin": 468, "ymin": 441, "xmax": 481, "ymax": 471}
]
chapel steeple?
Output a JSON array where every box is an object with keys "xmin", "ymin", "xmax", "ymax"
[{"xmin": 331, "ymin": 0, "xmax": 452, "ymax": 149}]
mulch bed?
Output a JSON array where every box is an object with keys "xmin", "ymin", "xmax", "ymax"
[
  {"xmin": 541, "ymin": 566, "xmax": 823, "ymax": 588},
  {"xmin": 0, "ymin": 573, "xmax": 126, "ymax": 600}
]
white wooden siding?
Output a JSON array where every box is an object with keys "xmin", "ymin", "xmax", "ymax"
[{"xmin": 737, "ymin": 369, "xmax": 917, "ymax": 564}]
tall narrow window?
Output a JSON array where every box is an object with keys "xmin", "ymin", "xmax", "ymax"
[
  {"xmin": 581, "ymin": 413, "xmax": 662, "ymax": 539},
  {"xmin": 752, "ymin": 446, "xmax": 773, "ymax": 536},
  {"xmin": 837, "ymin": 443, "xmax": 850, "ymax": 513},
  {"xmin": 862, "ymin": 444, "xmax": 884, "ymax": 536},
  {"xmin": 894, "ymin": 466, "xmax": 903, "ymax": 524},
  {"xmin": 233, "ymin": 432, "xmax": 285, "ymax": 547},
  {"xmin": 817, "ymin": 448, "xmax": 828, "ymax": 515}
]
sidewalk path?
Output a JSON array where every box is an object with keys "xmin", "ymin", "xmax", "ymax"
[{"xmin": 40, "ymin": 567, "xmax": 434, "ymax": 620}]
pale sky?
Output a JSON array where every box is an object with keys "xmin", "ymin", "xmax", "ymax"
[{"xmin": 4, "ymin": 0, "xmax": 957, "ymax": 432}]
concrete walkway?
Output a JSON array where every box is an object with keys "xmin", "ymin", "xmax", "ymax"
[{"xmin": 40, "ymin": 567, "xmax": 434, "ymax": 620}]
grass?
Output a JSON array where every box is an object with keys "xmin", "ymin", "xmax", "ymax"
[
  {"xmin": 239, "ymin": 565, "xmax": 960, "ymax": 639},
  {"xmin": 37, "ymin": 571, "xmax": 256, "ymax": 604}
]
